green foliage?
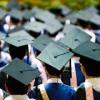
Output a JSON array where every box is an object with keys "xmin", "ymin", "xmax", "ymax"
[
  {"xmin": 64, "ymin": 0, "xmax": 99, "ymax": 10},
  {"xmin": 0, "ymin": 0, "xmax": 100, "ymax": 10}
]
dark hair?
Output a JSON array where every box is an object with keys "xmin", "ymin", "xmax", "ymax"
[
  {"xmin": 10, "ymin": 17, "xmax": 20, "ymax": 25},
  {"xmin": 5, "ymin": 76, "xmax": 30, "ymax": 95},
  {"xmin": 9, "ymin": 44, "xmax": 28, "ymax": 60},
  {"xmin": 80, "ymin": 56, "xmax": 100, "ymax": 77},
  {"xmin": 44, "ymin": 63, "xmax": 64, "ymax": 77}
]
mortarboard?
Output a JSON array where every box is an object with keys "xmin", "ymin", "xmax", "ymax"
[
  {"xmin": 60, "ymin": 24, "xmax": 91, "ymax": 49},
  {"xmin": 66, "ymin": 12, "xmax": 78, "ymax": 24},
  {"xmin": 35, "ymin": 10, "xmax": 55, "ymax": 23},
  {"xmin": 23, "ymin": 21, "xmax": 45, "ymax": 34},
  {"xmin": 72, "ymin": 41, "xmax": 100, "ymax": 62},
  {"xmin": 0, "ymin": 32, "xmax": 6, "ymax": 40},
  {"xmin": 75, "ymin": 10, "xmax": 95, "ymax": 22},
  {"xmin": 32, "ymin": 35, "xmax": 54, "ymax": 52},
  {"xmin": 7, "ymin": 0, "xmax": 22, "ymax": 10},
  {"xmin": 31, "ymin": 7, "xmax": 44, "ymax": 15},
  {"xmin": 3, "ymin": 30, "xmax": 34, "ymax": 47},
  {"xmin": 9, "ymin": 26, "xmax": 24, "ymax": 33},
  {"xmin": 9, "ymin": 9, "xmax": 23, "ymax": 20},
  {"xmin": 1, "ymin": 58, "xmax": 40, "ymax": 85},
  {"xmin": 84, "ymin": 6, "xmax": 98, "ymax": 14},
  {"xmin": 23, "ymin": 9, "xmax": 34, "ymax": 20},
  {"xmin": 89, "ymin": 15, "xmax": 100, "ymax": 26},
  {"xmin": 37, "ymin": 43, "xmax": 73, "ymax": 71},
  {"xmin": 58, "ymin": 5, "xmax": 71, "ymax": 16},
  {"xmin": 45, "ymin": 19, "xmax": 63, "ymax": 35},
  {"xmin": 0, "ymin": 9, "xmax": 7, "ymax": 20},
  {"xmin": 32, "ymin": 7, "xmax": 55, "ymax": 23}
]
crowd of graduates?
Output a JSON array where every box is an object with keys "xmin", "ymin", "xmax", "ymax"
[{"xmin": 0, "ymin": 1, "xmax": 100, "ymax": 100}]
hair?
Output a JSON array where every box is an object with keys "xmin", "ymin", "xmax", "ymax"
[
  {"xmin": 44, "ymin": 63, "xmax": 64, "ymax": 77},
  {"xmin": 10, "ymin": 17, "xmax": 21, "ymax": 25},
  {"xmin": 76, "ymin": 19, "xmax": 91, "ymax": 29},
  {"xmin": 80, "ymin": 56, "xmax": 100, "ymax": 77},
  {"xmin": 5, "ymin": 76, "xmax": 30, "ymax": 95},
  {"xmin": 9, "ymin": 44, "xmax": 28, "ymax": 60}
]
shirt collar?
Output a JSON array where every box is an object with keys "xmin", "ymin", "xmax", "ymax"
[
  {"xmin": 5, "ymin": 94, "xmax": 30, "ymax": 100},
  {"xmin": 47, "ymin": 78, "xmax": 62, "ymax": 83},
  {"xmin": 85, "ymin": 77, "xmax": 100, "ymax": 92}
]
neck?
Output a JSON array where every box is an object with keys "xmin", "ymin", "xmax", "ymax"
[{"xmin": 47, "ymin": 74, "xmax": 60, "ymax": 79}]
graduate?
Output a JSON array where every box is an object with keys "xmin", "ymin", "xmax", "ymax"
[
  {"xmin": 72, "ymin": 41, "xmax": 100, "ymax": 100},
  {"xmin": 59, "ymin": 24, "xmax": 91, "ymax": 87},
  {"xmin": 1, "ymin": 58, "xmax": 40, "ymax": 100},
  {"xmin": 28, "ymin": 42, "xmax": 76, "ymax": 100}
]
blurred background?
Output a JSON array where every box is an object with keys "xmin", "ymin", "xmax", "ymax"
[{"xmin": 0, "ymin": 0, "xmax": 100, "ymax": 10}]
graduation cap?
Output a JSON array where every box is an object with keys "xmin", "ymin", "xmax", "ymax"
[
  {"xmin": 0, "ymin": 32, "xmax": 6, "ymax": 40},
  {"xmin": 66, "ymin": 12, "xmax": 78, "ymax": 24},
  {"xmin": 58, "ymin": 5, "xmax": 71, "ymax": 16},
  {"xmin": 75, "ymin": 10, "xmax": 94, "ymax": 22},
  {"xmin": 9, "ymin": 26, "xmax": 24, "ymax": 33},
  {"xmin": 23, "ymin": 21, "xmax": 45, "ymax": 35},
  {"xmin": 45, "ymin": 19, "xmax": 63, "ymax": 35},
  {"xmin": 49, "ymin": 5, "xmax": 71, "ymax": 17},
  {"xmin": 0, "ymin": 9, "xmax": 7, "ymax": 20},
  {"xmin": 32, "ymin": 7, "xmax": 55, "ymax": 23},
  {"xmin": 1, "ymin": 58, "xmax": 40, "ymax": 85},
  {"xmin": 35, "ymin": 10, "xmax": 55, "ymax": 23},
  {"xmin": 72, "ymin": 41, "xmax": 100, "ymax": 62},
  {"xmin": 9, "ymin": 9, "xmax": 23, "ymax": 20},
  {"xmin": 84, "ymin": 6, "xmax": 98, "ymax": 14},
  {"xmin": 60, "ymin": 24, "xmax": 91, "ymax": 49},
  {"xmin": 31, "ymin": 7, "xmax": 44, "ymax": 15},
  {"xmin": 89, "ymin": 15, "xmax": 100, "ymax": 26},
  {"xmin": 3, "ymin": 30, "xmax": 34, "ymax": 47},
  {"xmin": 37, "ymin": 43, "xmax": 73, "ymax": 71},
  {"xmin": 23, "ymin": 9, "xmax": 34, "ymax": 20},
  {"xmin": 7, "ymin": 0, "xmax": 22, "ymax": 10},
  {"xmin": 32, "ymin": 35, "xmax": 54, "ymax": 52}
]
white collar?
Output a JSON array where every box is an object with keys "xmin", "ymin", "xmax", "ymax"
[
  {"xmin": 85, "ymin": 77, "xmax": 100, "ymax": 92},
  {"xmin": 47, "ymin": 78, "xmax": 62, "ymax": 83},
  {"xmin": 4, "ymin": 94, "xmax": 30, "ymax": 100}
]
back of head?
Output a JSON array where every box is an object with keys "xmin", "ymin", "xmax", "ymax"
[
  {"xmin": 44, "ymin": 63, "xmax": 64, "ymax": 77},
  {"xmin": 80, "ymin": 57, "xmax": 100, "ymax": 77},
  {"xmin": 9, "ymin": 44, "xmax": 28, "ymax": 59},
  {"xmin": 5, "ymin": 75, "xmax": 30, "ymax": 95}
]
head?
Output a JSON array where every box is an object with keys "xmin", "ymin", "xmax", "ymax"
[
  {"xmin": 5, "ymin": 75, "xmax": 31, "ymax": 95},
  {"xmin": 10, "ymin": 17, "xmax": 21, "ymax": 26},
  {"xmin": 44, "ymin": 63, "xmax": 64, "ymax": 78},
  {"xmin": 80, "ymin": 56, "xmax": 100, "ymax": 78},
  {"xmin": 9, "ymin": 44, "xmax": 28, "ymax": 60}
]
